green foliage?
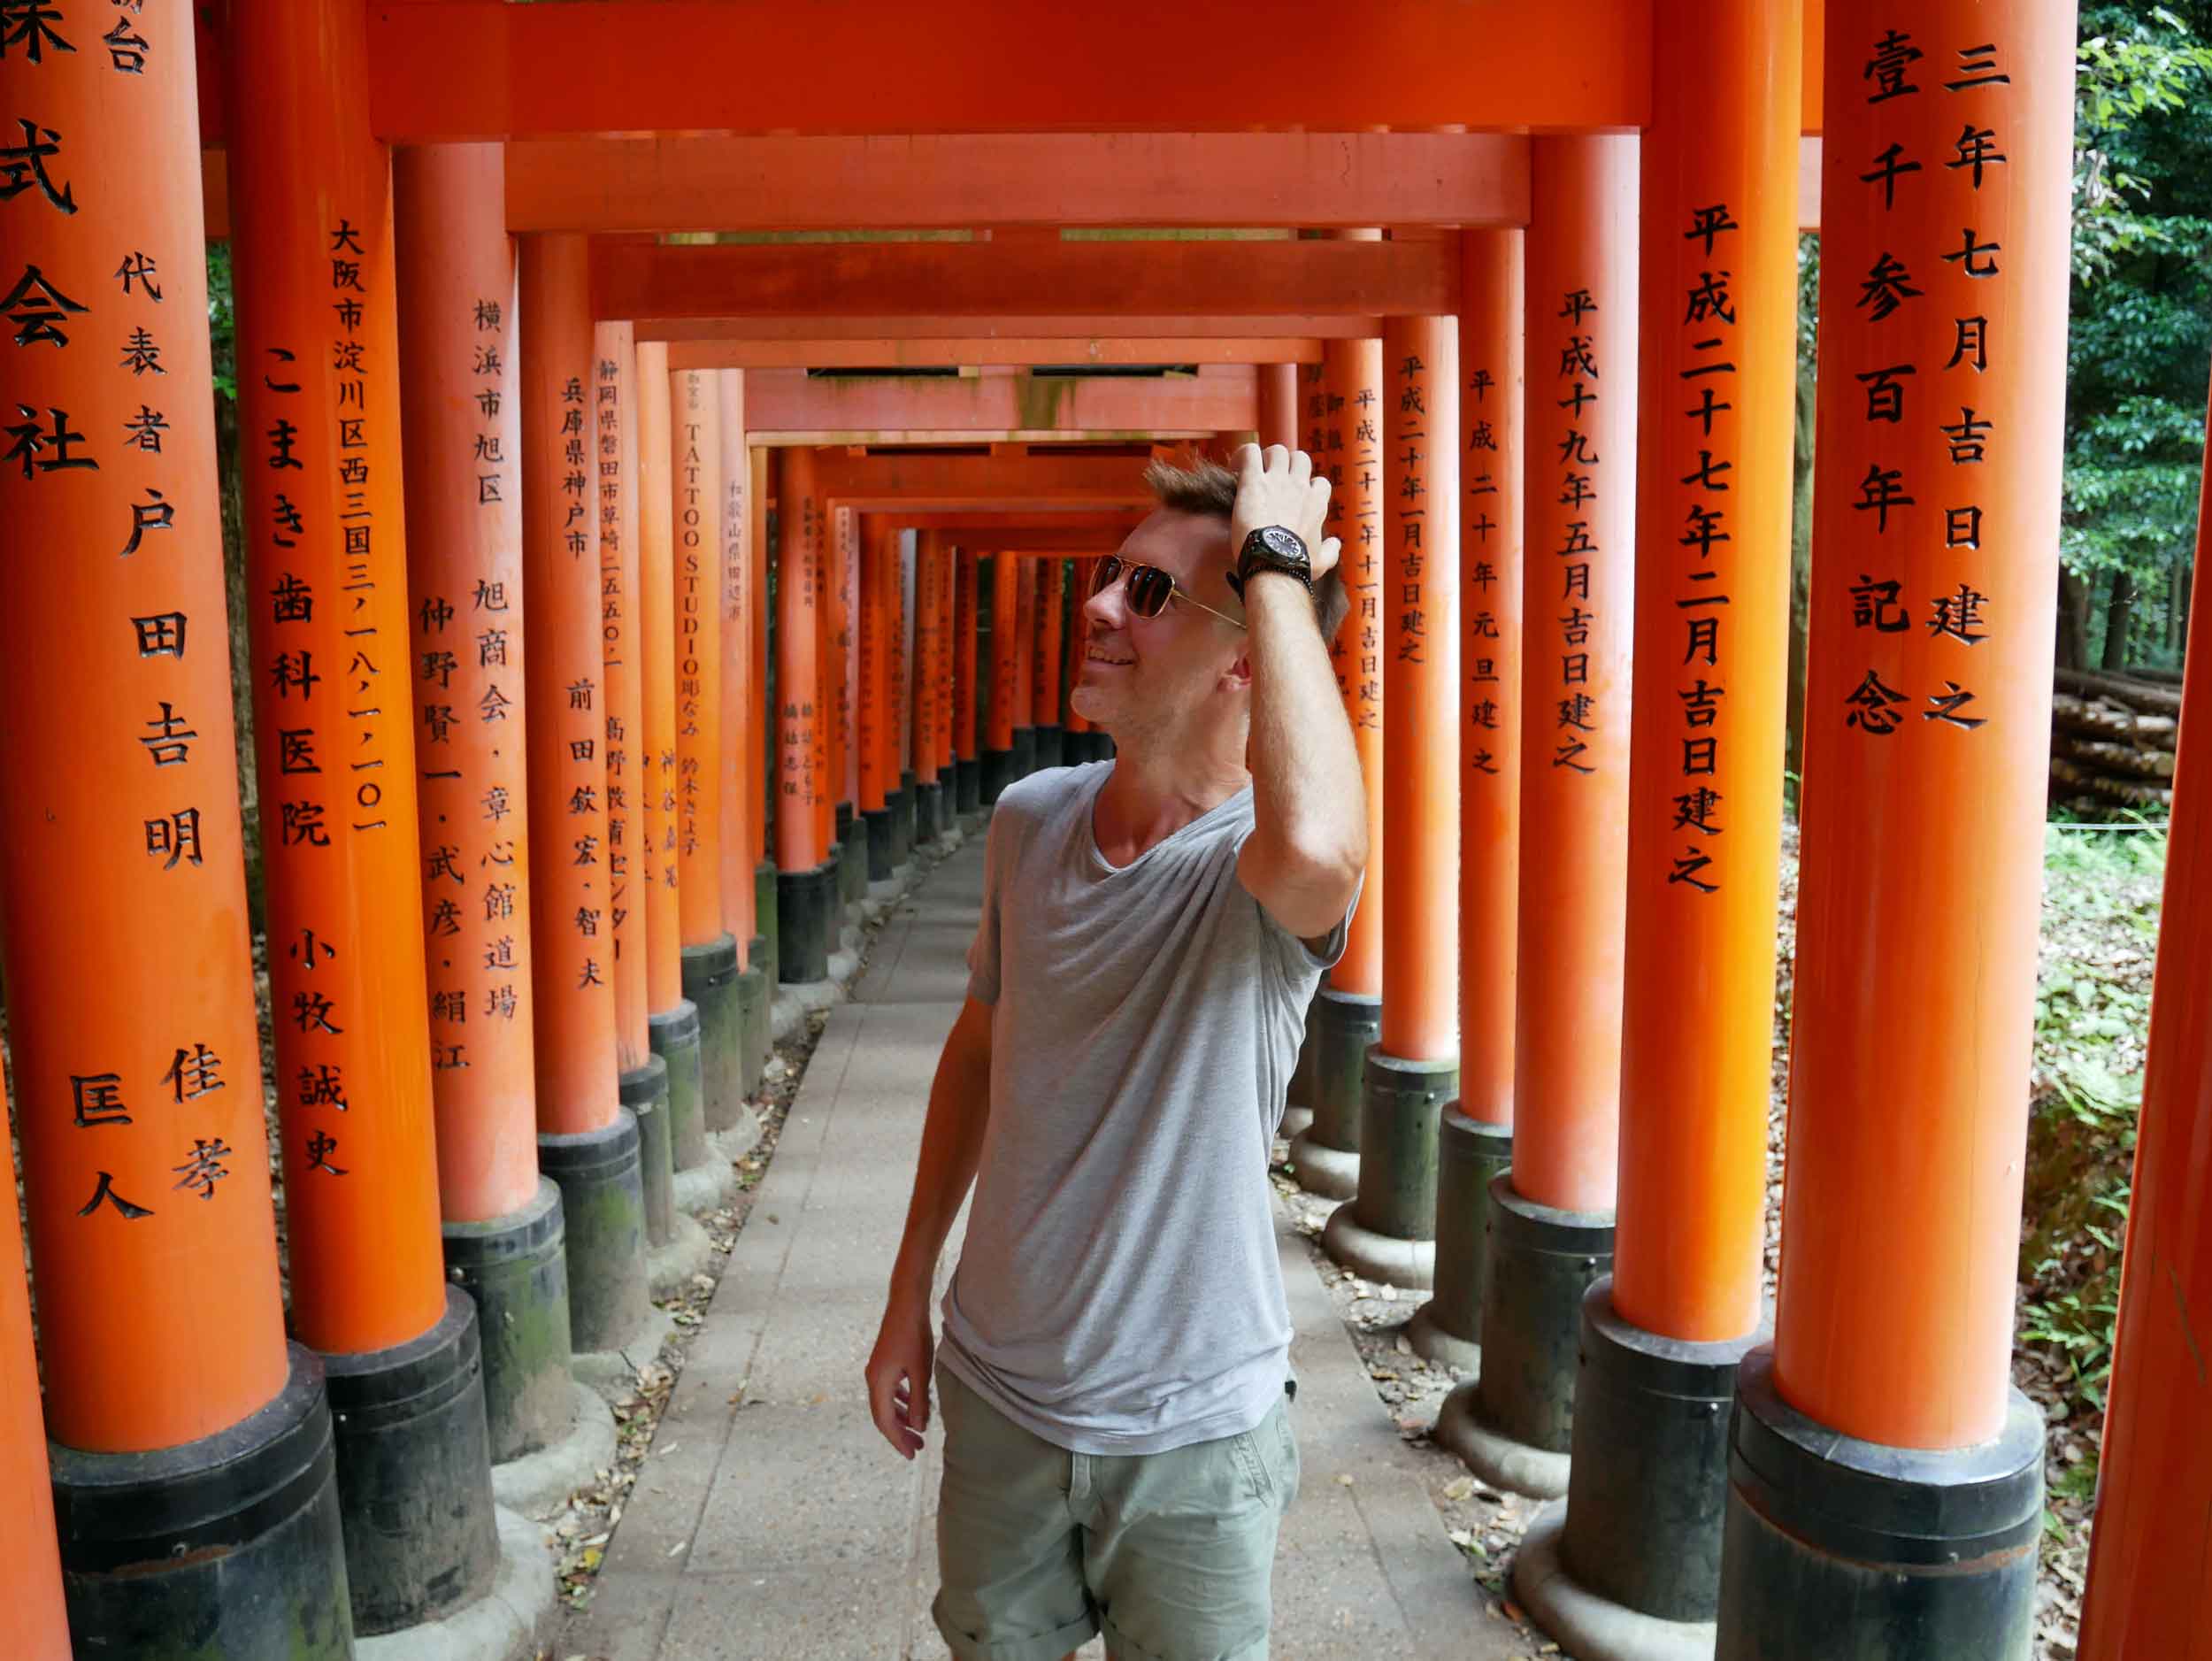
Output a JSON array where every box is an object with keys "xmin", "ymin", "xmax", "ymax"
[
  {"xmin": 2063, "ymin": 4, "xmax": 2212, "ymax": 660},
  {"xmin": 207, "ymin": 239, "xmax": 236, "ymax": 404}
]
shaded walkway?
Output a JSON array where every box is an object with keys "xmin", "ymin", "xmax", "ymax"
[{"xmin": 568, "ymin": 836, "xmax": 1511, "ymax": 1660}]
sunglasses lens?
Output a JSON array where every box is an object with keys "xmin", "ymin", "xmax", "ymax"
[
  {"xmin": 1091, "ymin": 557, "xmax": 1121, "ymax": 597},
  {"xmin": 1127, "ymin": 565, "xmax": 1171, "ymax": 618}
]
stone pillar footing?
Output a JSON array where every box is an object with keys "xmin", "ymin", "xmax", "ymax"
[
  {"xmin": 887, "ymin": 784, "xmax": 912, "ymax": 867},
  {"xmin": 491, "ymin": 1380, "xmax": 617, "ymax": 1521},
  {"xmin": 648, "ymin": 1211, "xmax": 716, "ymax": 1300},
  {"xmin": 1279, "ymin": 1104, "xmax": 1314, "ymax": 1142},
  {"xmin": 733, "ymin": 959, "xmax": 770, "ymax": 1104},
  {"xmin": 1321, "ymin": 1205, "xmax": 1436, "ymax": 1290},
  {"xmin": 681, "ymin": 933, "xmax": 749, "ymax": 1138},
  {"xmin": 1033, "ymin": 724, "xmax": 1066, "ymax": 769},
  {"xmin": 618, "ymin": 1055, "xmax": 675, "ymax": 1248},
  {"xmin": 1348, "ymin": 1048, "xmax": 1456, "ymax": 1245},
  {"xmin": 1519, "ymin": 1278, "xmax": 1768, "ymax": 1646},
  {"xmin": 753, "ymin": 861, "xmax": 780, "ymax": 988},
  {"xmin": 1010, "ymin": 728, "xmax": 1036, "ymax": 781},
  {"xmin": 1409, "ymin": 1111, "xmax": 1515, "ymax": 1372},
  {"xmin": 916, "ymin": 779, "xmax": 944, "ymax": 845},
  {"xmin": 648, "ymin": 1000, "xmax": 708, "ymax": 1173},
  {"xmin": 896, "ymin": 769, "xmax": 918, "ymax": 857},
  {"xmin": 956, "ymin": 756, "xmax": 982, "ymax": 814},
  {"xmin": 355, "ymin": 1506, "xmax": 555, "ymax": 1661},
  {"xmin": 1293, "ymin": 987, "xmax": 1380, "ymax": 1199},
  {"xmin": 1714, "ymin": 1350, "xmax": 2043, "ymax": 1660},
  {"xmin": 537, "ymin": 1111, "xmax": 652, "ymax": 1354},
  {"xmin": 979, "ymin": 749, "xmax": 1013, "ymax": 805},
  {"xmin": 864, "ymin": 806, "xmax": 895, "ymax": 881},
  {"xmin": 50, "ymin": 1341, "xmax": 353, "ymax": 1657},
  {"xmin": 322, "ymin": 1286, "xmax": 500, "ymax": 1635},
  {"xmin": 1513, "ymin": 1503, "xmax": 1713, "ymax": 1661},
  {"xmin": 442, "ymin": 1177, "xmax": 573, "ymax": 1465},
  {"xmin": 839, "ymin": 808, "xmax": 868, "ymax": 907},
  {"xmin": 776, "ymin": 860, "xmax": 839, "ymax": 984},
  {"xmin": 1446, "ymin": 1175, "xmax": 1616, "ymax": 1497}
]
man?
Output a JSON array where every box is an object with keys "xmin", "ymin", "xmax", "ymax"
[{"xmin": 864, "ymin": 443, "xmax": 1365, "ymax": 1661}]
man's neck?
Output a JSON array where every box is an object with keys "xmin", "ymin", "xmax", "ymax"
[{"xmin": 1090, "ymin": 732, "xmax": 1249, "ymax": 868}]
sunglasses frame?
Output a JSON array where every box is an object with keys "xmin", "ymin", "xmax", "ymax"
[{"xmin": 1091, "ymin": 555, "xmax": 1248, "ymax": 631}]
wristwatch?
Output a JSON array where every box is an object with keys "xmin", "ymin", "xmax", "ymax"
[{"xmin": 1227, "ymin": 525, "xmax": 1312, "ymax": 600}]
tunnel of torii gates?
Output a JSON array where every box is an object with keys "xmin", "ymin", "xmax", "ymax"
[{"xmin": 3, "ymin": 3, "xmax": 2211, "ymax": 1659}]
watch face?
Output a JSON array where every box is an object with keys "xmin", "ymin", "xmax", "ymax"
[{"xmin": 1256, "ymin": 526, "xmax": 1310, "ymax": 568}]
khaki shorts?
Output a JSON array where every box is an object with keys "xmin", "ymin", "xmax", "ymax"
[{"xmin": 932, "ymin": 1364, "xmax": 1300, "ymax": 1661}]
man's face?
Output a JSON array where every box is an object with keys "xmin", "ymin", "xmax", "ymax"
[{"xmin": 1068, "ymin": 508, "xmax": 1244, "ymax": 737}]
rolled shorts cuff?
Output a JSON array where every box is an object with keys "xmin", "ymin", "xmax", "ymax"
[
  {"xmin": 932, "ymin": 1601, "xmax": 1100, "ymax": 1661},
  {"xmin": 1100, "ymin": 1611, "xmax": 1270, "ymax": 1661}
]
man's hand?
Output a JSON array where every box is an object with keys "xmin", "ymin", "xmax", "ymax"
[
  {"xmin": 864, "ymin": 1291, "xmax": 934, "ymax": 1460},
  {"xmin": 1231, "ymin": 443, "xmax": 1336, "ymax": 582}
]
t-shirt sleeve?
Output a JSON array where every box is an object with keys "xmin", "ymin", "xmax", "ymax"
[
  {"xmin": 1243, "ymin": 843, "xmax": 1363, "ymax": 978},
  {"xmin": 965, "ymin": 804, "xmax": 1006, "ymax": 1004}
]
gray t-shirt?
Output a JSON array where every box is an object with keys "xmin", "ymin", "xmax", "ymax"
[{"xmin": 937, "ymin": 761, "xmax": 1351, "ymax": 1456}]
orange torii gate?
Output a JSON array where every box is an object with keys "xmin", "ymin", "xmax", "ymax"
[{"xmin": 7, "ymin": 3, "xmax": 2157, "ymax": 1657}]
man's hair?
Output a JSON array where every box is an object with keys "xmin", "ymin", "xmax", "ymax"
[{"xmin": 1142, "ymin": 455, "xmax": 1353, "ymax": 643}]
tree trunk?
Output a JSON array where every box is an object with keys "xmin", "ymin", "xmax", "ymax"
[
  {"xmin": 2101, "ymin": 567, "xmax": 2136, "ymax": 672},
  {"xmin": 2057, "ymin": 565, "xmax": 2092, "ymax": 671}
]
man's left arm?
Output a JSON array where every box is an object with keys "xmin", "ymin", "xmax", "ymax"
[{"xmin": 1233, "ymin": 446, "xmax": 1368, "ymax": 942}]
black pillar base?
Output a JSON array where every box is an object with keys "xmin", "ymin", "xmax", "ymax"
[
  {"xmin": 776, "ymin": 859, "xmax": 838, "ymax": 983},
  {"xmin": 1034, "ymin": 724, "xmax": 1066, "ymax": 768},
  {"xmin": 836, "ymin": 804, "xmax": 863, "ymax": 911},
  {"xmin": 1288, "ymin": 985, "xmax": 1379, "ymax": 1200},
  {"xmin": 1282, "ymin": 982, "xmax": 1323, "ymax": 1141},
  {"xmin": 734, "ymin": 957, "xmax": 770, "ymax": 1096},
  {"xmin": 619, "ymin": 1055, "xmax": 675, "ymax": 1248},
  {"xmin": 322, "ymin": 1286, "xmax": 500, "ymax": 1635},
  {"xmin": 53, "ymin": 1341, "xmax": 353, "ymax": 1657},
  {"xmin": 1409, "ymin": 1109, "xmax": 1514, "ymax": 1372},
  {"xmin": 1010, "ymin": 727, "xmax": 1036, "ymax": 780},
  {"xmin": 980, "ymin": 748, "xmax": 1013, "ymax": 804},
  {"xmin": 956, "ymin": 756, "xmax": 981, "ymax": 815},
  {"xmin": 745, "ymin": 932, "xmax": 772, "ymax": 1061},
  {"xmin": 537, "ymin": 1111, "xmax": 651, "ymax": 1353},
  {"xmin": 865, "ymin": 806, "xmax": 895, "ymax": 880},
  {"xmin": 897, "ymin": 768, "xmax": 918, "ymax": 858},
  {"xmin": 916, "ymin": 779, "xmax": 944, "ymax": 846},
  {"xmin": 753, "ymin": 860, "xmax": 780, "ymax": 988},
  {"xmin": 681, "ymin": 933, "xmax": 743, "ymax": 1134},
  {"xmin": 1322, "ymin": 1048, "xmax": 1457, "ymax": 1289},
  {"xmin": 1717, "ymin": 1349, "xmax": 2042, "ymax": 1660},
  {"xmin": 442, "ymin": 1178, "xmax": 572, "ymax": 1466},
  {"xmin": 648, "ymin": 998, "xmax": 707, "ymax": 1172},
  {"xmin": 1519, "ymin": 1278, "xmax": 1769, "ymax": 1637},
  {"xmin": 887, "ymin": 784, "xmax": 912, "ymax": 868},
  {"xmin": 1443, "ymin": 1175, "xmax": 1614, "ymax": 1498}
]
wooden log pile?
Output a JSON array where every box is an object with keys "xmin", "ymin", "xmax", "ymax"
[{"xmin": 2050, "ymin": 667, "xmax": 2180, "ymax": 814}]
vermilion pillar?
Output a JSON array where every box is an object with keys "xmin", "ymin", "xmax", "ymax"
[
  {"xmin": 670, "ymin": 369, "xmax": 748, "ymax": 1154},
  {"xmin": 1719, "ymin": 10, "xmax": 2074, "ymax": 1653},
  {"xmin": 2079, "ymin": 369, "xmax": 2212, "ymax": 1660},
  {"xmin": 0, "ymin": 18, "xmax": 342, "ymax": 1641},
  {"xmin": 1323, "ymin": 317, "xmax": 1459, "ymax": 1294},
  {"xmin": 1062, "ymin": 556, "xmax": 1094, "ymax": 760},
  {"xmin": 912, "ymin": 532, "xmax": 947, "ymax": 844},
  {"xmin": 635, "ymin": 341, "xmax": 703, "ymax": 1180},
  {"xmin": 718, "ymin": 371, "xmax": 771, "ymax": 1103},
  {"xmin": 1032, "ymin": 558, "xmax": 1067, "ymax": 768},
  {"xmin": 396, "ymin": 143, "xmax": 580, "ymax": 1470},
  {"xmin": 1409, "ymin": 228, "xmax": 1526, "ymax": 1375},
  {"xmin": 939, "ymin": 544, "xmax": 960, "ymax": 789},
  {"xmin": 519, "ymin": 235, "xmax": 651, "ymax": 1356},
  {"xmin": 984, "ymin": 551, "xmax": 1020, "ymax": 800},
  {"xmin": 1256, "ymin": 361, "xmax": 1300, "ymax": 450},
  {"xmin": 860, "ymin": 518, "xmax": 894, "ymax": 879},
  {"xmin": 776, "ymin": 446, "xmax": 837, "ymax": 981},
  {"xmin": 597, "ymin": 324, "xmax": 687, "ymax": 1242},
  {"xmin": 833, "ymin": 504, "xmax": 867, "ymax": 905},
  {"xmin": 231, "ymin": 0, "xmax": 495, "ymax": 1631},
  {"xmin": 812, "ymin": 481, "xmax": 837, "ymax": 876},
  {"xmin": 891, "ymin": 526, "xmax": 917, "ymax": 856},
  {"xmin": 749, "ymin": 442, "xmax": 777, "ymax": 987},
  {"xmin": 1521, "ymin": 2, "xmax": 1800, "ymax": 1642},
  {"xmin": 1292, "ymin": 327, "xmax": 1387, "ymax": 1203},
  {"xmin": 0, "ymin": 1072, "xmax": 65, "ymax": 1654},
  {"xmin": 1439, "ymin": 135, "xmax": 1640, "ymax": 1503},
  {"xmin": 954, "ymin": 546, "xmax": 983, "ymax": 810},
  {"xmin": 1011, "ymin": 551, "xmax": 1039, "ymax": 778}
]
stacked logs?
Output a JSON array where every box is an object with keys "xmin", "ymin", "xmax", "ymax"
[{"xmin": 2051, "ymin": 667, "xmax": 2182, "ymax": 814}]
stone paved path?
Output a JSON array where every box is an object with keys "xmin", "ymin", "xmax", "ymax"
[{"xmin": 566, "ymin": 836, "xmax": 1517, "ymax": 1660}]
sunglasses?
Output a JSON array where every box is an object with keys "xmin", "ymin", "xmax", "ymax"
[{"xmin": 1090, "ymin": 555, "xmax": 1247, "ymax": 630}]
